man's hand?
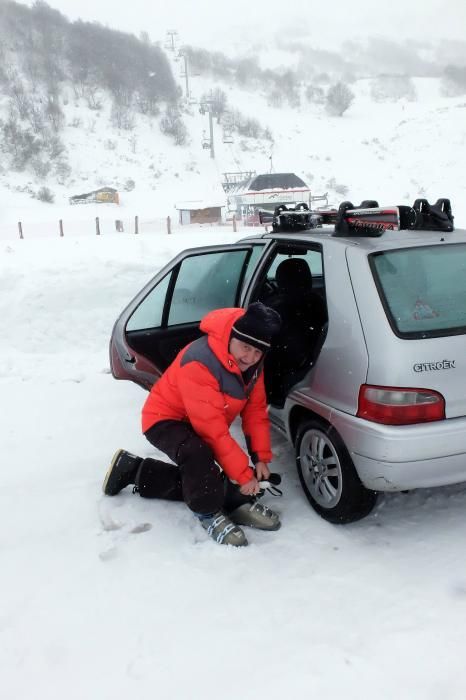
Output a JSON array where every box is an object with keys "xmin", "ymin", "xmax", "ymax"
[
  {"xmin": 255, "ymin": 461, "xmax": 270, "ymax": 481},
  {"xmin": 239, "ymin": 476, "xmax": 260, "ymax": 496}
]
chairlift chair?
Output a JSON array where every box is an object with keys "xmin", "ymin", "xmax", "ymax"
[{"xmin": 223, "ymin": 127, "xmax": 233, "ymax": 144}]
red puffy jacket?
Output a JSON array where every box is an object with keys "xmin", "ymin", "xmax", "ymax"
[{"xmin": 141, "ymin": 308, "xmax": 273, "ymax": 485}]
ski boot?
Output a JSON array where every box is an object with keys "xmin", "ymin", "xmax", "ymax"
[
  {"xmin": 102, "ymin": 449, "xmax": 141, "ymax": 496},
  {"xmin": 229, "ymin": 500, "xmax": 281, "ymax": 531},
  {"xmin": 198, "ymin": 511, "xmax": 248, "ymax": 547},
  {"xmin": 224, "ymin": 476, "xmax": 282, "ymax": 531}
]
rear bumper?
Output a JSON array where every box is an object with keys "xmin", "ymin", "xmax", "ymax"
[
  {"xmin": 334, "ymin": 412, "xmax": 466, "ymax": 491},
  {"xmin": 285, "ymin": 393, "xmax": 466, "ymax": 492},
  {"xmin": 353, "ymin": 451, "xmax": 466, "ymax": 491}
]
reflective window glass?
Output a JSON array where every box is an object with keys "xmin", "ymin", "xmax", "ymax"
[
  {"xmin": 372, "ymin": 244, "xmax": 466, "ymax": 336},
  {"xmin": 126, "ymin": 273, "xmax": 171, "ymax": 331},
  {"xmin": 168, "ymin": 249, "xmax": 250, "ymax": 325}
]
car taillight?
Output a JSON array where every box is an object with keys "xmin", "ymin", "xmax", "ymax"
[{"xmin": 357, "ymin": 385, "xmax": 445, "ymax": 425}]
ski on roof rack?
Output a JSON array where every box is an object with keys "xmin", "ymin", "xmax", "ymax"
[
  {"xmin": 262, "ymin": 202, "xmax": 324, "ymax": 232},
  {"xmin": 263, "ymin": 198, "xmax": 454, "ymax": 235},
  {"xmin": 332, "ymin": 201, "xmax": 413, "ymax": 237},
  {"xmin": 332, "ymin": 198, "xmax": 454, "ymax": 236}
]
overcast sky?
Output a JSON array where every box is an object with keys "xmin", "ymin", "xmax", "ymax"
[{"xmin": 21, "ymin": 0, "xmax": 466, "ymax": 49}]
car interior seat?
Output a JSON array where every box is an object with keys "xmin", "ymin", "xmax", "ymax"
[
  {"xmin": 274, "ymin": 258, "xmax": 327, "ymax": 327},
  {"xmin": 264, "ymin": 257, "xmax": 328, "ymax": 404}
]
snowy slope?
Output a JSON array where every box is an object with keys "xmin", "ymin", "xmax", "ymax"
[{"xmin": 1, "ymin": 70, "xmax": 465, "ymax": 236}]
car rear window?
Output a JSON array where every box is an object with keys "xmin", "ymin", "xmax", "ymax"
[{"xmin": 371, "ymin": 243, "xmax": 466, "ymax": 338}]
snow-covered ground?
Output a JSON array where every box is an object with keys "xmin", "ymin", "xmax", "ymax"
[
  {"xmin": 1, "ymin": 28, "xmax": 466, "ymax": 697},
  {"xmin": 2, "ymin": 221, "xmax": 466, "ymax": 700}
]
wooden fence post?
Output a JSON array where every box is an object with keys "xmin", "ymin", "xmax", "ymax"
[
  {"xmin": 134, "ymin": 215, "xmax": 139, "ymax": 235},
  {"xmin": 115, "ymin": 219, "xmax": 124, "ymax": 232},
  {"xmin": 59, "ymin": 219, "xmax": 64, "ymax": 237},
  {"xmin": 18, "ymin": 221, "xmax": 23, "ymax": 239},
  {"xmin": 167, "ymin": 216, "xmax": 171, "ymax": 235},
  {"xmin": 95, "ymin": 217, "xmax": 100, "ymax": 235},
  {"xmin": 232, "ymin": 214, "xmax": 237, "ymax": 233}
]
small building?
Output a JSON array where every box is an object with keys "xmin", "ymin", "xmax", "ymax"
[
  {"xmin": 175, "ymin": 199, "xmax": 226, "ymax": 225},
  {"xmin": 69, "ymin": 187, "xmax": 119, "ymax": 205},
  {"xmin": 226, "ymin": 172, "xmax": 312, "ymax": 224}
]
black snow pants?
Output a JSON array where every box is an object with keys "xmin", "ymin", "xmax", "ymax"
[{"xmin": 138, "ymin": 420, "xmax": 251, "ymax": 516}]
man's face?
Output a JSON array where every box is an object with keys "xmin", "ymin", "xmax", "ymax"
[{"xmin": 229, "ymin": 337, "xmax": 263, "ymax": 370}]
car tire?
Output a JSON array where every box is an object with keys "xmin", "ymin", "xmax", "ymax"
[{"xmin": 295, "ymin": 418, "xmax": 377, "ymax": 524}]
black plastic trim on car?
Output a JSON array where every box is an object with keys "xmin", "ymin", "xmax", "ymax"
[{"xmin": 162, "ymin": 266, "xmax": 179, "ymax": 327}]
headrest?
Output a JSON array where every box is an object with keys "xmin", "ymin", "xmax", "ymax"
[{"xmin": 275, "ymin": 258, "xmax": 313, "ymax": 294}]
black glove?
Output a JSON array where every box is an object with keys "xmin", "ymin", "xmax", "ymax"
[{"xmin": 257, "ymin": 472, "xmax": 282, "ymax": 496}]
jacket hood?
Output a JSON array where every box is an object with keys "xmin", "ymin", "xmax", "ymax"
[{"xmin": 200, "ymin": 307, "xmax": 246, "ymax": 371}]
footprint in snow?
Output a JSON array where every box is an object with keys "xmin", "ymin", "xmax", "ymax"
[
  {"xmin": 99, "ymin": 547, "xmax": 118, "ymax": 561},
  {"xmin": 130, "ymin": 523, "xmax": 152, "ymax": 534}
]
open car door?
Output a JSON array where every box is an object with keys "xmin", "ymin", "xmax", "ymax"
[{"xmin": 110, "ymin": 243, "xmax": 265, "ymax": 390}]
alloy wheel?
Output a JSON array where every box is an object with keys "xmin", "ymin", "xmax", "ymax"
[{"xmin": 299, "ymin": 429, "xmax": 343, "ymax": 508}]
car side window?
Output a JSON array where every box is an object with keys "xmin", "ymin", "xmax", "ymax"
[
  {"xmin": 126, "ymin": 273, "xmax": 171, "ymax": 332},
  {"xmin": 267, "ymin": 249, "xmax": 323, "ymax": 279},
  {"xmin": 169, "ymin": 249, "xmax": 254, "ymax": 325},
  {"xmin": 126, "ymin": 249, "xmax": 255, "ymax": 332}
]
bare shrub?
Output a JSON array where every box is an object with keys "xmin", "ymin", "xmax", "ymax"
[
  {"xmin": 46, "ymin": 134, "xmax": 66, "ymax": 160},
  {"xmin": 1, "ymin": 118, "xmax": 41, "ymax": 170},
  {"xmin": 6, "ymin": 75, "xmax": 31, "ymax": 120},
  {"xmin": 31, "ymin": 157, "xmax": 52, "ymax": 178},
  {"xmin": 305, "ymin": 85, "xmax": 325, "ymax": 104},
  {"xmin": 27, "ymin": 104, "xmax": 46, "ymax": 135},
  {"xmin": 45, "ymin": 95, "xmax": 65, "ymax": 131},
  {"xmin": 326, "ymin": 82, "xmax": 354, "ymax": 116},
  {"xmin": 110, "ymin": 101, "xmax": 135, "ymax": 130},
  {"xmin": 229, "ymin": 110, "xmax": 261, "ymax": 138},
  {"xmin": 267, "ymin": 90, "xmax": 284, "ymax": 108},
  {"xmin": 441, "ymin": 65, "xmax": 466, "ymax": 96},
  {"xmin": 35, "ymin": 186, "xmax": 55, "ymax": 203},
  {"xmin": 160, "ymin": 106, "xmax": 188, "ymax": 145},
  {"xmin": 54, "ymin": 158, "xmax": 72, "ymax": 184},
  {"xmin": 84, "ymin": 85, "xmax": 102, "ymax": 110},
  {"xmin": 263, "ymin": 128, "xmax": 274, "ymax": 142}
]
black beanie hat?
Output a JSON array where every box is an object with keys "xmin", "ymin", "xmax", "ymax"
[{"xmin": 230, "ymin": 302, "xmax": 281, "ymax": 352}]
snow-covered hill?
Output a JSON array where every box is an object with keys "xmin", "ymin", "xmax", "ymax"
[{"xmin": 1, "ymin": 62, "xmax": 465, "ymax": 236}]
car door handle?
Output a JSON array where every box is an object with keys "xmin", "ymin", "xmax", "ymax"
[{"xmin": 124, "ymin": 355, "xmax": 136, "ymax": 364}]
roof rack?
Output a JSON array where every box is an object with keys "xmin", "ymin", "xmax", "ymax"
[
  {"xmin": 261, "ymin": 202, "xmax": 323, "ymax": 232},
  {"xmin": 264, "ymin": 199, "xmax": 454, "ymax": 236}
]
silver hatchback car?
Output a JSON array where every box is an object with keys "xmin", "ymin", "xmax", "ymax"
[{"xmin": 110, "ymin": 200, "xmax": 466, "ymax": 523}]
